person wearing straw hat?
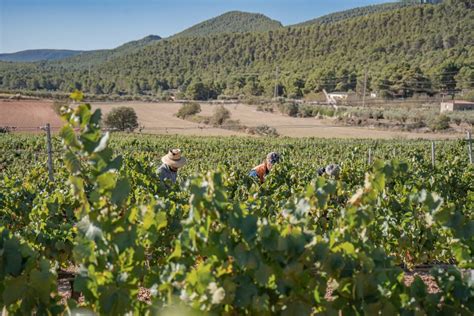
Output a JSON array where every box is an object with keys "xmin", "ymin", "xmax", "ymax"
[
  {"xmin": 157, "ymin": 149, "xmax": 187, "ymax": 185},
  {"xmin": 249, "ymin": 152, "xmax": 281, "ymax": 184}
]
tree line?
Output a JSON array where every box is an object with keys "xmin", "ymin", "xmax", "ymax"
[{"xmin": 0, "ymin": 0, "xmax": 472, "ymax": 100}]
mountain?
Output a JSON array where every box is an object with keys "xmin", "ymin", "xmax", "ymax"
[
  {"xmin": 39, "ymin": 34, "xmax": 162, "ymax": 70},
  {"xmin": 172, "ymin": 11, "xmax": 283, "ymax": 38},
  {"xmin": 114, "ymin": 35, "xmax": 162, "ymax": 52},
  {"xmin": 0, "ymin": 1, "xmax": 471, "ymax": 97},
  {"xmin": 0, "ymin": 35, "xmax": 161, "ymax": 65},
  {"xmin": 0, "ymin": 49, "xmax": 84, "ymax": 62},
  {"xmin": 293, "ymin": 1, "xmax": 445, "ymax": 27},
  {"xmin": 292, "ymin": 2, "xmax": 415, "ymax": 27}
]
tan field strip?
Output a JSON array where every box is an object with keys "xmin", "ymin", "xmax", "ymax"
[
  {"xmin": 0, "ymin": 99, "xmax": 62, "ymax": 131},
  {"xmin": 0, "ymin": 99, "xmax": 465, "ymax": 139}
]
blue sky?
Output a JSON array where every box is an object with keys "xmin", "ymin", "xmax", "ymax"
[{"xmin": 1, "ymin": 0, "xmax": 392, "ymax": 53}]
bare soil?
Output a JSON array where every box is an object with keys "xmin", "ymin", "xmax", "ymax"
[
  {"xmin": 1, "ymin": 99, "xmax": 465, "ymax": 139},
  {"xmin": 91, "ymin": 101, "xmax": 243, "ymax": 136},
  {"xmin": 92, "ymin": 101, "xmax": 464, "ymax": 139},
  {"xmin": 0, "ymin": 99, "xmax": 62, "ymax": 132}
]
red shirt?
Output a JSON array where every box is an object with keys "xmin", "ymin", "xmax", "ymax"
[{"xmin": 250, "ymin": 163, "xmax": 268, "ymax": 183}]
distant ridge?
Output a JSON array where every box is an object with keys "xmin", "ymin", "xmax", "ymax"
[
  {"xmin": 172, "ymin": 11, "xmax": 283, "ymax": 38},
  {"xmin": 55, "ymin": 34, "xmax": 162, "ymax": 66},
  {"xmin": 0, "ymin": 35, "xmax": 162, "ymax": 64},
  {"xmin": 0, "ymin": 49, "xmax": 84, "ymax": 62},
  {"xmin": 114, "ymin": 35, "xmax": 162, "ymax": 51}
]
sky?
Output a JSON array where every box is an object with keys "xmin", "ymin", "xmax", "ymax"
[{"xmin": 1, "ymin": 0, "xmax": 392, "ymax": 53}]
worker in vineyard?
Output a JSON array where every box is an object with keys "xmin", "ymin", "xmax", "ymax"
[
  {"xmin": 317, "ymin": 163, "xmax": 341, "ymax": 178},
  {"xmin": 249, "ymin": 152, "xmax": 281, "ymax": 183},
  {"xmin": 157, "ymin": 149, "xmax": 186, "ymax": 185}
]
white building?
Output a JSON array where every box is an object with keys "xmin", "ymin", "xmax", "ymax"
[
  {"xmin": 440, "ymin": 100, "xmax": 474, "ymax": 113},
  {"xmin": 327, "ymin": 92, "xmax": 348, "ymax": 100}
]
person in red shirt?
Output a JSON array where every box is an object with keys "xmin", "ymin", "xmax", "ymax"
[{"xmin": 249, "ymin": 152, "xmax": 281, "ymax": 183}]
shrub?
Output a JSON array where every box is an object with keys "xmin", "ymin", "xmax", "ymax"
[
  {"xmin": 248, "ymin": 125, "xmax": 279, "ymax": 137},
  {"xmin": 188, "ymin": 115, "xmax": 210, "ymax": 125},
  {"xmin": 256, "ymin": 104, "xmax": 274, "ymax": 112},
  {"xmin": 242, "ymin": 96, "xmax": 264, "ymax": 105},
  {"xmin": 408, "ymin": 112, "xmax": 426, "ymax": 123},
  {"xmin": 428, "ymin": 114, "xmax": 450, "ymax": 131},
  {"xmin": 278, "ymin": 102, "xmax": 299, "ymax": 117},
  {"xmin": 104, "ymin": 106, "xmax": 139, "ymax": 132},
  {"xmin": 317, "ymin": 106, "xmax": 336, "ymax": 117},
  {"xmin": 186, "ymin": 82, "xmax": 207, "ymax": 100},
  {"xmin": 221, "ymin": 119, "xmax": 242, "ymax": 131},
  {"xmin": 385, "ymin": 110, "xmax": 408, "ymax": 123},
  {"xmin": 404, "ymin": 121, "xmax": 426, "ymax": 131},
  {"xmin": 176, "ymin": 102, "xmax": 201, "ymax": 119},
  {"xmin": 298, "ymin": 105, "xmax": 315, "ymax": 117},
  {"xmin": 210, "ymin": 105, "xmax": 231, "ymax": 126},
  {"xmin": 372, "ymin": 111, "xmax": 384, "ymax": 120},
  {"xmin": 464, "ymin": 90, "xmax": 474, "ymax": 102},
  {"xmin": 452, "ymin": 117, "xmax": 462, "ymax": 126}
]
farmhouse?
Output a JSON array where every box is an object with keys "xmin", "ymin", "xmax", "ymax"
[{"xmin": 440, "ymin": 100, "xmax": 474, "ymax": 113}]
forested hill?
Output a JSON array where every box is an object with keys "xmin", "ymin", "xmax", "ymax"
[
  {"xmin": 172, "ymin": 11, "xmax": 283, "ymax": 38},
  {"xmin": 293, "ymin": 2, "xmax": 414, "ymax": 27},
  {"xmin": 113, "ymin": 35, "xmax": 162, "ymax": 52},
  {"xmin": 0, "ymin": 35, "xmax": 161, "ymax": 65},
  {"xmin": 50, "ymin": 35, "xmax": 162, "ymax": 67},
  {"xmin": 0, "ymin": 49, "xmax": 84, "ymax": 62},
  {"xmin": 0, "ymin": 0, "xmax": 472, "ymax": 98}
]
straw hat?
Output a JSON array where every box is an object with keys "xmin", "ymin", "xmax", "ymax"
[{"xmin": 161, "ymin": 149, "xmax": 187, "ymax": 169}]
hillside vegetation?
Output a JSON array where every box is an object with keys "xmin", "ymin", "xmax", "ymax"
[
  {"xmin": 294, "ymin": 1, "xmax": 444, "ymax": 27},
  {"xmin": 0, "ymin": 49, "xmax": 84, "ymax": 62},
  {"xmin": 173, "ymin": 11, "xmax": 283, "ymax": 38},
  {"xmin": 293, "ymin": 1, "xmax": 414, "ymax": 27},
  {"xmin": 0, "ymin": 1, "xmax": 471, "ymax": 99}
]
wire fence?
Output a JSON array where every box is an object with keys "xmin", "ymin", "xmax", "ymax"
[{"xmin": 1, "ymin": 126, "xmax": 472, "ymax": 176}]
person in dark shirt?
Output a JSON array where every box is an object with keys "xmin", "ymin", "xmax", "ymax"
[
  {"xmin": 317, "ymin": 164, "xmax": 341, "ymax": 178},
  {"xmin": 157, "ymin": 149, "xmax": 187, "ymax": 185}
]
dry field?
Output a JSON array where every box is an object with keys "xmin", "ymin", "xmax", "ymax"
[
  {"xmin": 92, "ymin": 101, "xmax": 463, "ymax": 139},
  {"xmin": 0, "ymin": 99, "xmax": 62, "ymax": 132},
  {"xmin": 0, "ymin": 99, "xmax": 465, "ymax": 139}
]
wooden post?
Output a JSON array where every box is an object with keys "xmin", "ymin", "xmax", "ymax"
[
  {"xmin": 468, "ymin": 131, "xmax": 473, "ymax": 164},
  {"xmin": 46, "ymin": 123, "xmax": 54, "ymax": 181},
  {"xmin": 368, "ymin": 148, "xmax": 372, "ymax": 165},
  {"xmin": 431, "ymin": 141, "xmax": 435, "ymax": 168}
]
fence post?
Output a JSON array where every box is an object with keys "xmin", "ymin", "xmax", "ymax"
[
  {"xmin": 45, "ymin": 123, "xmax": 54, "ymax": 181},
  {"xmin": 468, "ymin": 131, "xmax": 473, "ymax": 164},
  {"xmin": 431, "ymin": 141, "xmax": 435, "ymax": 168},
  {"xmin": 368, "ymin": 148, "xmax": 372, "ymax": 165}
]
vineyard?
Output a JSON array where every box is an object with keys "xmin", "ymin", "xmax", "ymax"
[{"xmin": 0, "ymin": 95, "xmax": 473, "ymax": 315}]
